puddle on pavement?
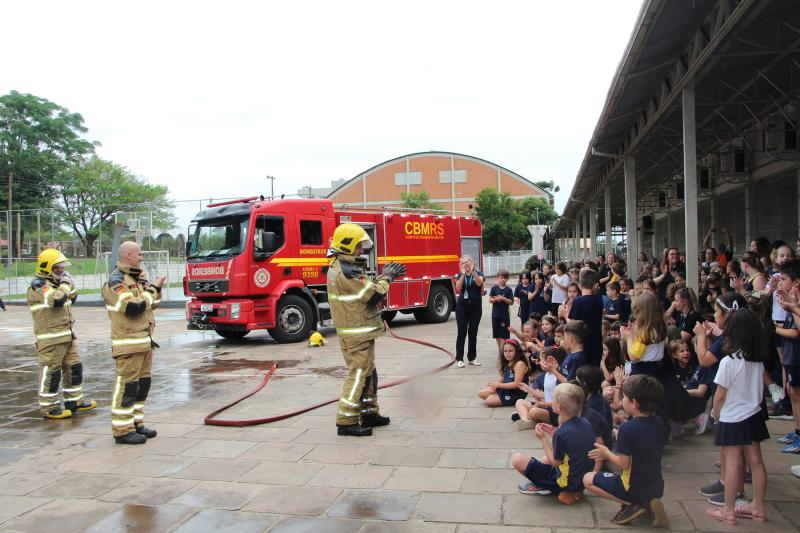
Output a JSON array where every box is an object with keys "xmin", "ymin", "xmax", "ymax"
[
  {"xmin": 306, "ymin": 366, "xmax": 347, "ymax": 379},
  {"xmin": 200, "ymin": 357, "xmax": 302, "ymax": 373}
]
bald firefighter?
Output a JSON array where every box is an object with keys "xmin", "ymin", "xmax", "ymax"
[
  {"xmin": 28, "ymin": 249, "xmax": 97, "ymax": 419},
  {"xmin": 102, "ymin": 241, "xmax": 164, "ymax": 444},
  {"xmin": 327, "ymin": 223, "xmax": 406, "ymax": 437}
]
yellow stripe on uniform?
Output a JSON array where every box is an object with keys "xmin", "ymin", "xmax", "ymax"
[
  {"xmin": 36, "ymin": 329, "xmax": 72, "ymax": 341},
  {"xmin": 337, "ymin": 326, "xmax": 380, "ymax": 335},
  {"xmin": 377, "ymin": 255, "xmax": 459, "ymax": 264},
  {"xmin": 105, "ymin": 292, "xmax": 134, "ymax": 313},
  {"xmin": 111, "ymin": 337, "xmax": 152, "ymax": 347}
]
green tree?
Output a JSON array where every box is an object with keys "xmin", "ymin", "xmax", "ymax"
[
  {"xmin": 55, "ymin": 156, "xmax": 175, "ymax": 256},
  {"xmin": 518, "ymin": 196, "xmax": 558, "ymax": 227},
  {"xmin": 474, "ymin": 188, "xmax": 527, "ymax": 253},
  {"xmin": 400, "ymin": 191, "xmax": 444, "ymax": 212},
  {"xmin": 533, "ymin": 180, "xmax": 560, "ymax": 194},
  {"xmin": 0, "ymin": 91, "xmax": 97, "ymax": 256}
]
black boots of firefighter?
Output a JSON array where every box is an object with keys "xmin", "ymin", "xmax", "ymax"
[
  {"xmin": 65, "ymin": 400, "xmax": 98, "ymax": 413},
  {"xmin": 114, "ymin": 431, "xmax": 147, "ymax": 445},
  {"xmin": 136, "ymin": 425, "xmax": 157, "ymax": 438},
  {"xmin": 337, "ymin": 424, "xmax": 373, "ymax": 437},
  {"xmin": 43, "ymin": 407, "xmax": 72, "ymax": 419},
  {"xmin": 363, "ymin": 414, "xmax": 390, "ymax": 427}
]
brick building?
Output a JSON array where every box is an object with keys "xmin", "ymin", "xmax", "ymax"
[{"xmin": 325, "ymin": 151, "xmax": 552, "ymax": 214}]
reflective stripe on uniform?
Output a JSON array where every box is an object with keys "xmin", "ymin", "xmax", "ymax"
[
  {"xmin": 112, "ymin": 407, "xmax": 134, "ymax": 415},
  {"xmin": 29, "ymin": 303, "xmax": 49, "ymax": 312},
  {"xmin": 360, "ymin": 407, "xmax": 379, "ymax": 414},
  {"xmin": 111, "ymin": 336, "xmax": 152, "ymax": 347},
  {"xmin": 142, "ymin": 292, "xmax": 154, "ymax": 305},
  {"xmin": 337, "ymin": 326, "xmax": 379, "ymax": 335},
  {"xmin": 62, "ymin": 386, "xmax": 82, "ymax": 394},
  {"xmin": 39, "ymin": 365, "xmax": 50, "ymax": 395},
  {"xmin": 328, "ymin": 281, "xmax": 375, "ymax": 302},
  {"xmin": 112, "ymin": 419, "xmax": 134, "ymax": 427},
  {"xmin": 36, "ymin": 329, "xmax": 72, "ymax": 341},
  {"xmin": 339, "ymin": 397, "xmax": 360, "ymax": 408},
  {"xmin": 105, "ymin": 292, "xmax": 134, "ymax": 313},
  {"xmin": 337, "ymin": 410, "xmax": 359, "ymax": 417},
  {"xmin": 347, "ymin": 368, "xmax": 363, "ymax": 401}
]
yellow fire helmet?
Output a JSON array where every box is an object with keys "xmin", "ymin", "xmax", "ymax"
[
  {"xmin": 36, "ymin": 248, "xmax": 71, "ymax": 277},
  {"xmin": 308, "ymin": 331, "xmax": 326, "ymax": 347},
  {"xmin": 329, "ymin": 223, "xmax": 372, "ymax": 256}
]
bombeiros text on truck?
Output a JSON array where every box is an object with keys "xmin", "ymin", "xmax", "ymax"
[{"xmin": 183, "ymin": 196, "xmax": 483, "ymax": 342}]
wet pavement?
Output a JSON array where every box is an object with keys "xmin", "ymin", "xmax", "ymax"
[{"xmin": 1, "ymin": 304, "xmax": 800, "ymax": 532}]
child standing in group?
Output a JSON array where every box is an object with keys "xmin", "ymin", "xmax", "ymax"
[
  {"xmin": 584, "ymin": 374, "xmax": 669, "ymax": 527},
  {"xmin": 549, "ymin": 262, "xmax": 570, "ymax": 317},
  {"xmin": 478, "ymin": 339, "xmax": 529, "ymax": 408},
  {"xmin": 621, "ymin": 292, "xmax": 667, "ymax": 376},
  {"xmin": 567, "ymin": 268, "xmax": 605, "ymax": 366},
  {"xmin": 489, "ymin": 269, "xmax": 514, "ymax": 355},
  {"xmin": 553, "ymin": 321, "xmax": 588, "ymax": 383},
  {"xmin": 604, "ymin": 281, "xmax": 630, "ymax": 324},
  {"xmin": 514, "ymin": 271, "xmax": 533, "ymax": 329},
  {"xmin": 775, "ymin": 258, "xmax": 800, "ymax": 452},
  {"xmin": 529, "ymin": 272, "xmax": 550, "ymax": 318},
  {"xmin": 706, "ymin": 309, "xmax": 769, "ymax": 525},
  {"xmin": 512, "ymin": 383, "xmax": 596, "ymax": 505}
]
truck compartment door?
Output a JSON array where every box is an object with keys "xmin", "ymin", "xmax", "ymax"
[{"xmin": 461, "ymin": 237, "xmax": 482, "ymax": 271}]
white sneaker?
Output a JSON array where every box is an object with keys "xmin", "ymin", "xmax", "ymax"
[
  {"xmin": 456, "ymin": 361, "xmax": 465, "ymax": 368},
  {"xmin": 791, "ymin": 465, "xmax": 800, "ymax": 478},
  {"xmin": 769, "ymin": 383, "xmax": 785, "ymax": 404},
  {"xmin": 469, "ymin": 359, "xmax": 481, "ymax": 366}
]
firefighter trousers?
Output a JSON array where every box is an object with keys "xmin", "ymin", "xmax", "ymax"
[
  {"xmin": 37, "ymin": 341, "xmax": 83, "ymax": 414},
  {"xmin": 111, "ymin": 350, "xmax": 153, "ymax": 437},
  {"xmin": 337, "ymin": 339, "xmax": 380, "ymax": 426}
]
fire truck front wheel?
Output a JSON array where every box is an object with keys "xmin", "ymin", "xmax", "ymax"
[{"xmin": 269, "ymin": 294, "xmax": 313, "ymax": 343}]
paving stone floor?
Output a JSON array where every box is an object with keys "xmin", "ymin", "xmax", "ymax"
[{"xmin": 1, "ymin": 303, "xmax": 799, "ymax": 532}]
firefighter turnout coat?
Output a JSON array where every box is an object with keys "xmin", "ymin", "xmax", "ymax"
[
  {"xmin": 102, "ymin": 262, "xmax": 162, "ymax": 356},
  {"xmin": 28, "ymin": 275, "xmax": 82, "ymax": 413},
  {"xmin": 327, "ymin": 254, "xmax": 391, "ymax": 425}
]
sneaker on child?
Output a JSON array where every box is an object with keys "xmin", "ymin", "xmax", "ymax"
[
  {"xmin": 698, "ymin": 480, "xmax": 724, "ymax": 497},
  {"xmin": 707, "ymin": 491, "xmax": 747, "ymax": 506},
  {"xmin": 469, "ymin": 359, "xmax": 481, "ymax": 366},
  {"xmin": 517, "ymin": 481, "xmax": 551, "ymax": 495}
]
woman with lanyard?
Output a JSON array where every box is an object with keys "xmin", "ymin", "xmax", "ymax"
[{"xmin": 455, "ymin": 255, "xmax": 485, "ymax": 367}]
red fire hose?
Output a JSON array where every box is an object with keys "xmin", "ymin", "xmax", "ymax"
[{"xmin": 204, "ymin": 322, "xmax": 455, "ymax": 427}]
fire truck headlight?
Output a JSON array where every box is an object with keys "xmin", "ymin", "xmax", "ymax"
[{"xmin": 230, "ymin": 303, "xmax": 241, "ymax": 319}]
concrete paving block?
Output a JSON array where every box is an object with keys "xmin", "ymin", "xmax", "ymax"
[
  {"xmin": 361, "ymin": 521, "xmax": 456, "ymax": 533},
  {"xmin": 399, "ymin": 418, "xmax": 459, "ymax": 432},
  {"xmin": 169, "ymin": 480, "xmax": 266, "ymax": 511},
  {"xmin": 237, "ymin": 461, "xmax": 324, "ymax": 485},
  {"xmin": 589, "ymin": 496, "xmax": 694, "ymax": 530},
  {"xmin": 171, "ymin": 458, "xmax": 257, "ymax": 481},
  {"xmin": 437, "ymin": 449, "xmax": 510, "ymax": 469},
  {"xmin": 238, "ymin": 442, "xmax": 314, "ymax": 462},
  {"xmin": 98, "ymin": 476, "xmax": 198, "ymax": 506},
  {"xmin": 244, "ymin": 485, "xmax": 342, "ymax": 515},
  {"xmin": 301, "ymin": 444, "xmax": 373, "ymax": 465},
  {"xmin": 461, "ymin": 468, "xmax": 522, "ymax": 494},
  {"xmin": 503, "ymin": 493, "xmax": 594, "ymax": 527},
  {"xmin": 416, "ymin": 492, "xmax": 502, "ymax": 524},
  {"xmin": 268, "ymin": 516, "xmax": 363, "ymax": 533},
  {"xmin": 0, "ymin": 498, "xmax": 118, "ymax": 531},
  {"xmin": 30, "ymin": 472, "xmax": 128, "ymax": 499},
  {"xmin": 181, "ymin": 439, "xmax": 257, "ymax": 459},
  {"xmin": 309, "ymin": 464, "xmax": 394, "ymax": 489},
  {"xmin": 369, "ymin": 446, "xmax": 443, "ymax": 467},
  {"xmin": 0, "ymin": 494, "xmax": 51, "ymax": 524},
  {"xmin": 84, "ymin": 503, "xmax": 196, "ymax": 533},
  {"xmin": 384, "ymin": 466, "xmax": 466, "ymax": 492},
  {"xmin": 171, "ymin": 509, "xmax": 275, "ymax": 533},
  {"xmin": 0, "ymin": 470, "xmax": 68, "ymax": 496},
  {"xmin": 682, "ymin": 500, "xmax": 793, "ymax": 532},
  {"xmin": 326, "ymin": 489, "xmax": 418, "ymax": 521},
  {"xmin": 109, "ymin": 454, "xmax": 197, "ymax": 478}
]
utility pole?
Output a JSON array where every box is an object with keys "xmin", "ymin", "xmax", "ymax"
[
  {"xmin": 266, "ymin": 175, "xmax": 275, "ymax": 197},
  {"xmin": 6, "ymin": 172, "xmax": 12, "ymax": 267}
]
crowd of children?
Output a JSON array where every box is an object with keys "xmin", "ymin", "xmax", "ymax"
[{"xmin": 465, "ymin": 239, "xmax": 800, "ymax": 527}]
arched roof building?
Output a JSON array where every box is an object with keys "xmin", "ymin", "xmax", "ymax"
[{"xmin": 326, "ymin": 151, "xmax": 551, "ymax": 214}]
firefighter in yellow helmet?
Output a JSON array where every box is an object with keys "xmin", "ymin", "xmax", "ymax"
[
  {"xmin": 102, "ymin": 241, "xmax": 165, "ymax": 444},
  {"xmin": 28, "ymin": 249, "xmax": 97, "ymax": 419},
  {"xmin": 327, "ymin": 223, "xmax": 406, "ymax": 436}
]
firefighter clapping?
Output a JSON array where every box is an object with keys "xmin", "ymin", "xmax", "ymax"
[{"xmin": 327, "ymin": 223, "xmax": 406, "ymax": 437}]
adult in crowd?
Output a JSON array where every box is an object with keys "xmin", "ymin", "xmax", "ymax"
[
  {"xmin": 549, "ymin": 262, "xmax": 570, "ymax": 317},
  {"xmin": 654, "ymin": 247, "xmax": 683, "ymax": 300},
  {"xmin": 455, "ymin": 255, "xmax": 485, "ymax": 368}
]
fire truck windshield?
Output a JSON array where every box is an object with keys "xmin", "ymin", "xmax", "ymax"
[{"xmin": 188, "ymin": 215, "xmax": 249, "ymax": 260}]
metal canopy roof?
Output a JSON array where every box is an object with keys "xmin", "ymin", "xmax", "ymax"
[{"xmin": 555, "ymin": 0, "xmax": 800, "ymax": 233}]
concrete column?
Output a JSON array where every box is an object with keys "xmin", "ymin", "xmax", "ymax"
[
  {"xmin": 744, "ymin": 182, "xmax": 752, "ymax": 245},
  {"xmin": 574, "ymin": 222, "xmax": 580, "ymax": 263},
  {"xmin": 579, "ymin": 212, "xmax": 585, "ymax": 261},
  {"xmin": 683, "ymin": 85, "xmax": 699, "ymax": 294},
  {"xmin": 589, "ymin": 199, "xmax": 598, "ymax": 258},
  {"xmin": 604, "ymin": 185, "xmax": 612, "ymax": 257},
  {"xmin": 624, "ymin": 156, "xmax": 638, "ymax": 271}
]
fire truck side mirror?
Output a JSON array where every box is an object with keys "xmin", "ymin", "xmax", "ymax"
[
  {"xmin": 185, "ymin": 241, "xmax": 193, "ymax": 257},
  {"xmin": 261, "ymin": 232, "xmax": 277, "ymax": 252}
]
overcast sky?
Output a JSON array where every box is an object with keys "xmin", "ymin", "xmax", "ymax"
[{"xmin": 2, "ymin": 0, "xmax": 642, "ymax": 232}]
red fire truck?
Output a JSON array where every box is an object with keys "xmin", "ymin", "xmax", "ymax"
[{"xmin": 184, "ymin": 196, "xmax": 483, "ymax": 342}]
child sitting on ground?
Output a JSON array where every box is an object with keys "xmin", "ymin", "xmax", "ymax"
[
  {"xmin": 513, "ymin": 346, "xmax": 568, "ymax": 429},
  {"xmin": 577, "ymin": 364, "xmax": 613, "ymax": 428},
  {"xmin": 478, "ymin": 339, "xmax": 529, "ymax": 407},
  {"xmin": 584, "ymin": 374, "xmax": 669, "ymax": 527},
  {"xmin": 512, "ymin": 383, "xmax": 596, "ymax": 505},
  {"xmin": 553, "ymin": 321, "xmax": 588, "ymax": 383}
]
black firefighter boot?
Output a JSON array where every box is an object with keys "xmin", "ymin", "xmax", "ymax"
[
  {"xmin": 362, "ymin": 413, "xmax": 390, "ymax": 427},
  {"xmin": 133, "ymin": 377, "xmax": 157, "ymax": 438},
  {"xmin": 361, "ymin": 370, "xmax": 389, "ymax": 427},
  {"xmin": 115, "ymin": 431, "xmax": 146, "ymax": 445},
  {"xmin": 337, "ymin": 424, "xmax": 373, "ymax": 437}
]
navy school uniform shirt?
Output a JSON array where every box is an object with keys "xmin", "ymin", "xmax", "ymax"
[
  {"xmin": 568, "ymin": 295, "xmax": 604, "ymax": 365},
  {"xmin": 514, "ymin": 283, "xmax": 532, "ymax": 321},
  {"xmin": 604, "ymin": 297, "xmax": 630, "ymax": 323},
  {"xmin": 782, "ymin": 314, "xmax": 800, "ymax": 366},
  {"xmin": 677, "ymin": 310, "xmax": 699, "ymax": 340},
  {"xmin": 615, "ymin": 415, "xmax": 666, "ymax": 501},
  {"xmin": 561, "ymin": 350, "xmax": 586, "ymax": 381},
  {"xmin": 455, "ymin": 271, "xmax": 484, "ymax": 305},
  {"xmin": 706, "ymin": 334, "xmax": 726, "ymax": 382},
  {"xmin": 529, "ymin": 284, "xmax": 549, "ymax": 316},
  {"xmin": 552, "ymin": 416, "xmax": 596, "ymax": 491},
  {"xmin": 490, "ymin": 284, "xmax": 514, "ymax": 319},
  {"xmin": 586, "ymin": 393, "xmax": 613, "ymax": 429},
  {"xmin": 684, "ymin": 364, "xmax": 712, "ymax": 393},
  {"xmin": 582, "ymin": 406, "xmax": 612, "ymax": 448}
]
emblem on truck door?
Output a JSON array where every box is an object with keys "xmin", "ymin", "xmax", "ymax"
[{"xmin": 254, "ymin": 268, "xmax": 271, "ymax": 288}]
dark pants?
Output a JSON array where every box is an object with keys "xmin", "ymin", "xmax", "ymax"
[{"xmin": 455, "ymin": 301, "xmax": 482, "ymax": 362}]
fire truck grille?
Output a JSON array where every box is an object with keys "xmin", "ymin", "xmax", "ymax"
[{"xmin": 188, "ymin": 280, "xmax": 229, "ymax": 293}]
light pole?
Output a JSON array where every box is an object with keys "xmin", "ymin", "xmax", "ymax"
[{"xmin": 266, "ymin": 175, "xmax": 275, "ymax": 197}]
